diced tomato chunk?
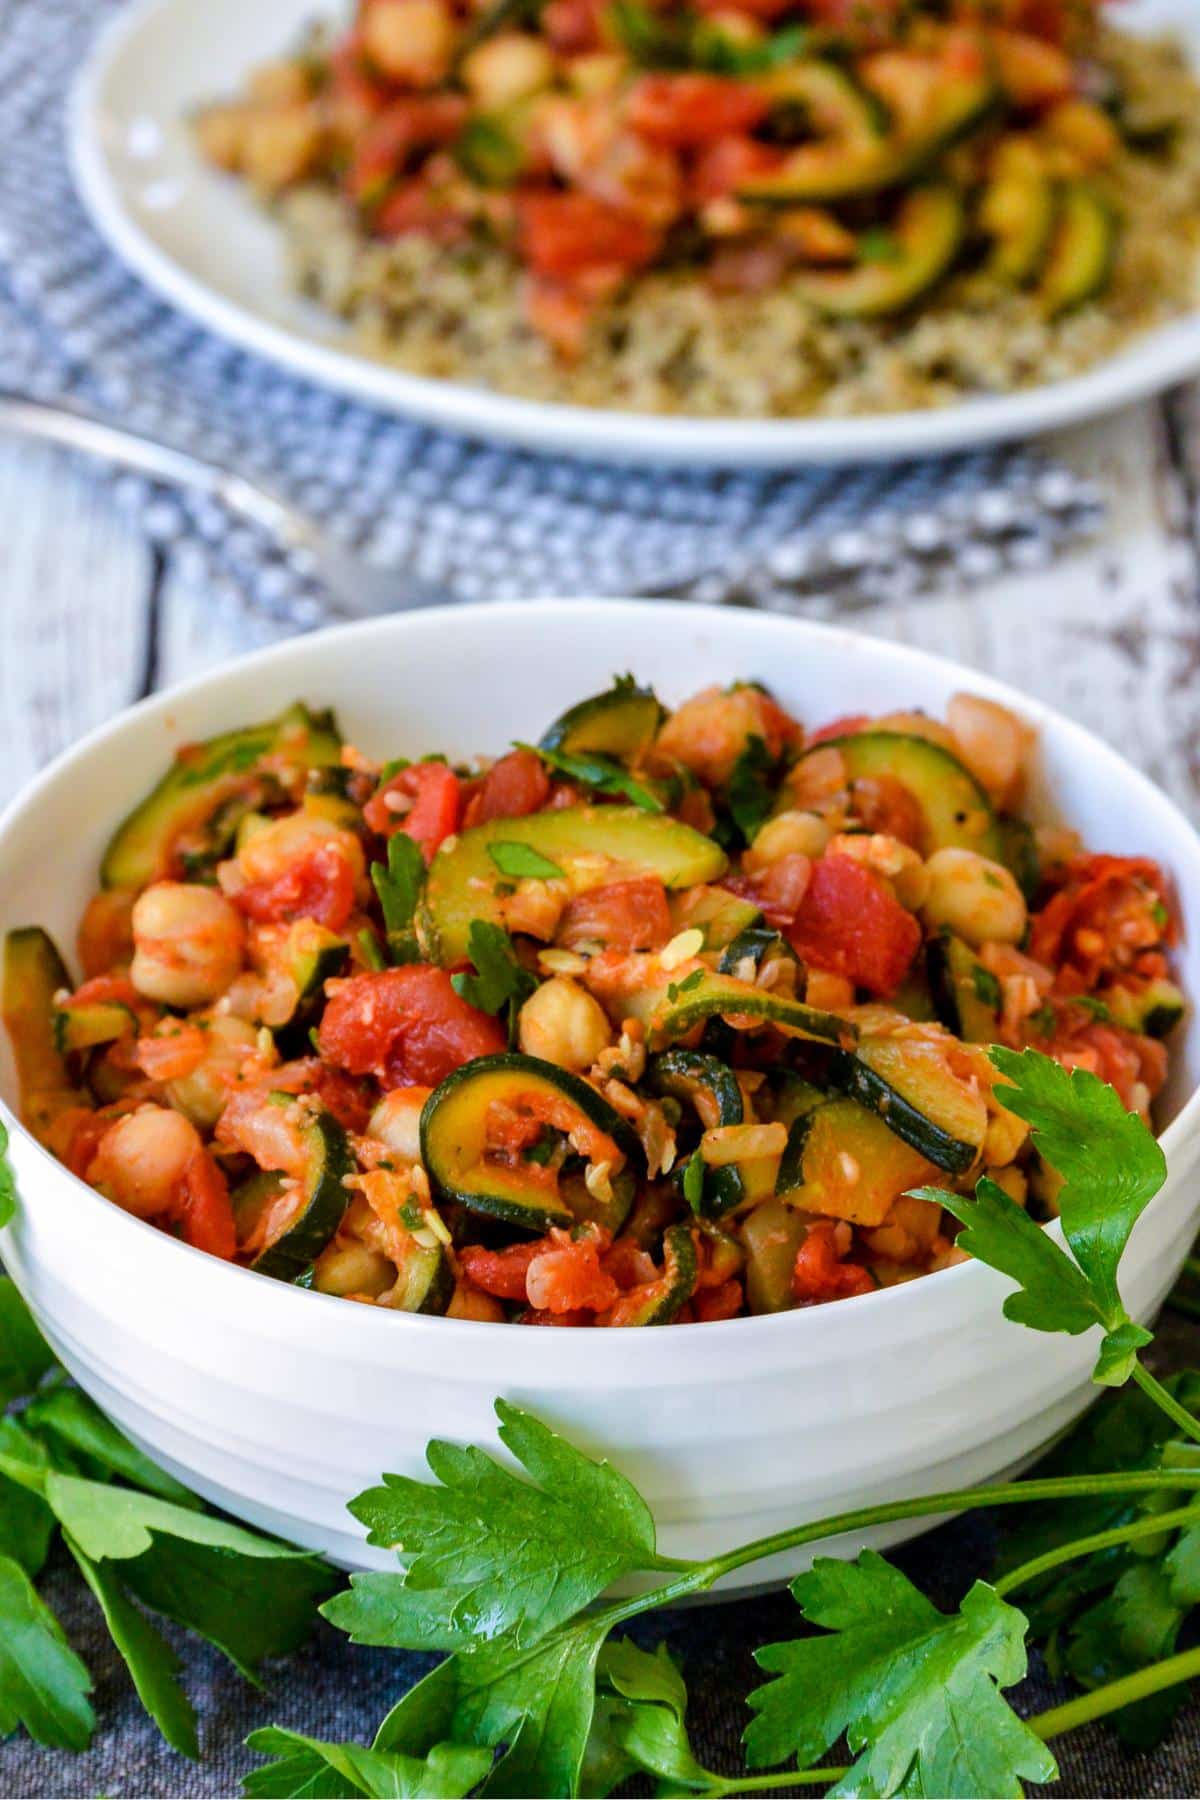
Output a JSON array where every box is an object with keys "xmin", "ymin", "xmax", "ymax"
[
  {"xmin": 792, "ymin": 1221, "xmax": 874, "ymax": 1305},
  {"xmin": 176, "ymin": 1150, "xmax": 237, "ymax": 1261},
  {"xmin": 1029, "ymin": 855, "xmax": 1171, "ymax": 985},
  {"xmin": 558, "ymin": 878, "xmax": 673, "ymax": 951},
  {"xmin": 235, "ymin": 844, "xmax": 357, "ymax": 931},
  {"xmin": 463, "ymin": 749, "xmax": 551, "ymax": 827},
  {"xmin": 691, "ymin": 135, "xmax": 786, "ymax": 202},
  {"xmin": 519, "ymin": 193, "xmax": 661, "ymax": 279},
  {"xmin": 346, "ymin": 97, "xmax": 469, "ymax": 205},
  {"xmin": 785, "ymin": 853, "xmax": 920, "ymax": 998},
  {"xmin": 808, "ymin": 713, "xmax": 869, "ymax": 746},
  {"xmin": 364, "ymin": 761, "xmax": 462, "ymax": 860},
  {"xmin": 626, "ymin": 75, "xmax": 770, "ymax": 147},
  {"xmin": 375, "ymin": 181, "xmax": 471, "ymax": 245},
  {"xmin": 526, "ymin": 1229, "xmax": 620, "ymax": 1313},
  {"xmin": 318, "ymin": 966, "xmax": 506, "ymax": 1088},
  {"xmin": 521, "ymin": 1307, "xmax": 594, "ymax": 1326},
  {"xmin": 460, "ymin": 1240, "xmax": 543, "ymax": 1301},
  {"xmin": 693, "ymin": 1277, "xmax": 743, "ymax": 1322},
  {"xmin": 69, "ymin": 974, "xmax": 142, "ymax": 1008}
]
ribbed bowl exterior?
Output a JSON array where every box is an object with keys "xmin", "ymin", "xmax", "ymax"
[{"xmin": 4, "ymin": 602, "xmax": 1200, "ymax": 1588}]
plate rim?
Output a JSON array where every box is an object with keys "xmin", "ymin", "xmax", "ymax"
[{"xmin": 69, "ymin": 0, "xmax": 1200, "ymax": 467}]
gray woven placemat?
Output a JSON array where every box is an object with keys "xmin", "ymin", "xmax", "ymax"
[{"xmin": 0, "ymin": 0, "xmax": 1104, "ymax": 626}]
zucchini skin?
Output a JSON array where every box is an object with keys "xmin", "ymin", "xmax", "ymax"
[
  {"xmin": 539, "ymin": 682, "xmax": 663, "ymax": 762},
  {"xmin": 649, "ymin": 971, "xmax": 850, "ymax": 1054},
  {"xmin": 3, "ymin": 927, "xmax": 83, "ymax": 1141},
  {"xmin": 54, "ymin": 1000, "xmax": 137, "ymax": 1056},
  {"xmin": 1038, "ymin": 183, "xmax": 1117, "ymax": 319},
  {"xmin": 648, "ymin": 1049, "xmax": 745, "ymax": 1219},
  {"xmin": 794, "ymin": 186, "xmax": 966, "ymax": 321},
  {"xmin": 100, "ymin": 702, "xmax": 341, "ymax": 891},
  {"xmin": 420, "ymin": 1052, "xmax": 640, "ymax": 1232},
  {"xmin": 251, "ymin": 1111, "xmax": 355, "ymax": 1283},
  {"xmin": 616, "ymin": 1224, "xmax": 698, "ymax": 1326},
  {"xmin": 791, "ymin": 1039, "xmax": 983, "ymax": 1176},
  {"xmin": 418, "ymin": 805, "xmax": 727, "ymax": 967},
  {"xmin": 926, "ymin": 932, "xmax": 1000, "ymax": 1044},
  {"xmin": 796, "ymin": 729, "xmax": 1003, "ymax": 859}
]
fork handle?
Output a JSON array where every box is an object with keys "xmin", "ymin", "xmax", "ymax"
[{"xmin": 0, "ymin": 391, "xmax": 303, "ymax": 545}]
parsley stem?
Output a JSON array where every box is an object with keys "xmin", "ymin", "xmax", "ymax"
[
  {"xmin": 695, "ymin": 1767, "xmax": 849, "ymax": 1794},
  {"xmin": 593, "ymin": 1469, "xmax": 1200, "ymax": 1629},
  {"xmin": 993, "ymin": 1500, "xmax": 1200, "ymax": 1600},
  {"xmin": 1029, "ymin": 1645, "xmax": 1200, "ymax": 1742},
  {"xmin": 1131, "ymin": 1361, "xmax": 1200, "ymax": 1444}
]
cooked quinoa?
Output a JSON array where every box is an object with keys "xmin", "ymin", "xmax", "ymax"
[{"xmin": 201, "ymin": 12, "xmax": 1200, "ymax": 418}]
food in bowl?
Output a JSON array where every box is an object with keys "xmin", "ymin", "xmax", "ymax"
[
  {"xmin": 193, "ymin": 1, "xmax": 1200, "ymax": 416},
  {"xmin": 1, "ymin": 677, "xmax": 1182, "ymax": 1327}
]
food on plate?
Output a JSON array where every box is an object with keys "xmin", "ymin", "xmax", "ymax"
[
  {"xmin": 3, "ymin": 677, "xmax": 1182, "ymax": 1324},
  {"xmin": 194, "ymin": 1, "xmax": 1200, "ymax": 415}
]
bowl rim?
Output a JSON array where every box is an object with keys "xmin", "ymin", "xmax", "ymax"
[{"xmin": 4, "ymin": 597, "xmax": 1200, "ymax": 1358}]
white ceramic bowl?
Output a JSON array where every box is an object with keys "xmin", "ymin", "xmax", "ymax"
[{"xmin": 4, "ymin": 601, "xmax": 1200, "ymax": 1588}]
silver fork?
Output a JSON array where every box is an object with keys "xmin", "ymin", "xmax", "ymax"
[{"xmin": 0, "ymin": 392, "xmax": 451, "ymax": 618}]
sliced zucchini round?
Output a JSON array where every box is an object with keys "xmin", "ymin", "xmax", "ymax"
[
  {"xmin": 420, "ymin": 1052, "xmax": 640, "ymax": 1233},
  {"xmin": 273, "ymin": 920, "xmax": 350, "ymax": 1058},
  {"xmin": 740, "ymin": 1198, "xmax": 810, "ymax": 1314},
  {"xmin": 649, "ymin": 970, "xmax": 851, "ymax": 1054},
  {"xmin": 230, "ymin": 1168, "xmax": 286, "ymax": 1249},
  {"xmin": 417, "ymin": 806, "xmax": 727, "ymax": 966},
  {"xmin": 1038, "ymin": 183, "xmax": 1116, "ymax": 319},
  {"xmin": 251, "ymin": 1111, "xmax": 355, "ymax": 1284},
  {"xmin": 718, "ymin": 926, "xmax": 792, "ymax": 978},
  {"xmin": 796, "ymin": 729, "xmax": 1003, "ymax": 859},
  {"xmin": 794, "ymin": 185, "xmax": 966, "ymax": 320},
  {"xmin": 669, "ymin": 886, "xmax": 762, "ymax": 951},
  {"xmin": 842, "ymin": 1037, "xmax": 987, "ymax": 1176},
  {"xmin": 778, "ymin": 1095, "xmax": 934, "ymax": 1227},
  {"xmin": 926, "ymin": 931, "xmax": 1001, "ymax": 1044},
  {"xmin": 3, "ymin": 927, "xmax": 84, "ymax": 1142},
  {"xmin": 101, "ymin": 702, "xmax": 342, "ymax": 891},
  {"xmin": 54, "ymin": 1000, "xmax": 138, "ymax": 1057},
  {"xmin": 979, "ymin": 170, "xmax": 1057, "ymax": 286},
  {"xmin": 390, "ymin": 1203, "xmax": 455, "ymax": 1315},
  {"xmin": 540, "ymin": 680, "xmax": 663, "ymax": 764},
  {"xmin": 616, "ymin": 1224, "xmax": 698, "ymax": 1326},
  {"xmin": 1107, "ymin": 978, "xmax": 1186, "ymax": 1040},
  {"xmin": 648, "ymin": 1049, "xmax": 745, "ymax": 1219}
]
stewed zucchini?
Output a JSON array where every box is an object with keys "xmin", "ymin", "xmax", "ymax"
[
  {"xmin": 100, "ymin": 702, "xmax": 342, "ymax": 890},
  {"xmin": 273, "ymin": 919, "xmax": 350, "ymax": 1057},
  {"xmin": 796, "ymin": 729, "xmax": 1003, "ymax": 859},
  {"xmin": 1107, "ymin": 978, "xmax": 1186, "ymax": 1040},
  {"xmin": 980, "ymin": 168, "xmax": 1058, "ymax": 286},
  {"xmin": 54, "ymin": 1000, "xmax": 138, "ymax": 1056},
  {"xmin": 1038, "ymin": 183, "xmax": 1116, "ymax": 318},
  {"xmin": 617, "ymin": 1223, "xmax": 698, "ymax": 1326},
  {"xmin": 778, "ymin": 1095, "xmax": 934, "ymax": 1227},
  {"xmin": 417, "ymin": 806, "xmax": 727, "ymax": 966},
  {"xmin": 420, "ymin": 1052, "xmax": 640, "ymax": 1232},
  {"xmin": 926, "ymin": 932, "xmax": 1001, "ymax": 1044},
  {"xmin": 647, "ymin": 970, "xmax": 851, "ymax": 1054},
  {"xmin": 540, "ymin": 679, "xmax": 663, "ymax": 763},
  {"xmin": 740, "ymin": 1199, "xmax": 811, "ymax": 1314},
  {"xmin": 669, "ymin": 886, "xmax": 762, "ymax": 951},
  {"xmin": 2, "ymin": 927, "xmax": 83, "ymax": 1142},
  {"xmin": 794, "ymin": 186, "xmax": 966, "ymax": 320},
  {"xmin": 648, "ymin": 1049, "xmax": 745, "ymax": 1219},
  {"xmin": 843, "ymin": 1037, "xmax": 988, "ymax": 1175},
  {"xmin": 251, "ymin": 1109, "xmax": 355, "ymax": 1283}
]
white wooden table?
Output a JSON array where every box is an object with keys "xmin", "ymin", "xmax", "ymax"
[{"xmin": 1, "ymin": 391, "xmax": 1198, "ymax": 814}]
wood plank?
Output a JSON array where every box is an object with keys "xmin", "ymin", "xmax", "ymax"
[{"xmin": 0, "ymin": 438, "xmax": 152, "ymax": 808}]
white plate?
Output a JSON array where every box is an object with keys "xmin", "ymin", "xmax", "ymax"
[{"xmin": 71, "ymin": 0, "xmax": 1200, "ymax": 466}]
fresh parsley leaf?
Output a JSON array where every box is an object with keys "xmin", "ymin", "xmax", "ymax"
[
  {"xmin": 121, "ymin": 1536, "xmax": 336, "ymax": 1683},
  {"xmin": 0, "ymin": 1420, "xmax": 55, "ymax": 1578},
  {"xmin": 358, "ymin": 927, "xmax": 387, "ymax": 972},
  {"xmin": 0, "ymin": 1118, "xmax": 15, "ymax": 1228},
  {"xmin": 524, "ymin": 743, "xmax": 664, "ymax": 815},
  {"xmin": 745, "ymin": 1552, "xmax": 1056, "ymax": 1797},
  {"xmin": 24, "ymin": 1386, "xmax": 196, "ymax": 1503},
  {"xmin": 858, "ymin": 228, "xmax": 901, "ymax": 265},
  {"xmin": 67, "ymin": 1535, "xmax": 199, "ymax": 1760},
  {"xmin": 1058, "ymin": 1561, "xmax": 1190, "ymax": 1751},
  {"xmin": 0, "ymin": 1276, "xmax": 55, "ymax": 1407},
  {"xmin": 453, "ymin": 1615, "xmax": 612, "ymax": 1799},
  {"xmin": 244, "ymin": 1727, "xmax": 492, "ymax": 1798},
  {"xmin": 694, "ymin": 20, "xmax": 807, "ymax": 72},
  {"xmin": 666, "ymin": 969, "xmax": 705, "ymax": 1002},
  {"xmin": 911, "ymin": 1177, "xmax": 1101, "ymax": 1338},
  {"xmin": 725, "ymin": 735, "xmax": 777, "ymax": 847},
  {"xmin": 0, "ymin": 1550, "xmax": 95, "ymax": 1750},
  {"xmin": 680, "ymin": 1152, "xmax": 705, "ymax": 1214},
  {"xmin": 451, "ymin": 922, "xmax": 537, "ymax": 1020},
  {"xmin": 1070, "ymin": 995, "xmax": 1112, "ymax": 1022},
  {"xmin": 989, "ymin": 1046, "xmax": 1166, "ymax": 1326},
  {"xmin": 971, "ymin": 964, "xmax": 1003, "ymax": 1010},
  {"xmin": 585, "ymin": 1639, "xmax": 707, "ymax": 1792},
  {"xmin": 38, "ymin": 1471, "xmax": 315, "ymax": 1563},
  {"xmin": 326, "ymin": 1400, "xmax": 658, "ymax": 1652},
  {"xmin": 372, "ymin": 833, "xmax": 427, "ymax": 960},
  {"xmin": 488, "ymin": 843, "xmax": 564, "ymax": 882},
  {"xmin": 1093, "ymin": 1321, "xmax": 1155, "ymax": 1388}
]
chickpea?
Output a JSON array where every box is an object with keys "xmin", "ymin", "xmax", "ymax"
[
  {"xmin": 247, "ymin": 59, "xmax": 313, "ymax": 109},
  {"xmin": 195, "ymin": 104, "xmax": 252, "ymax": 172},
  {"xmin": 448, "ymin": 1282, "xmax": 506, "ymax": 1322},
  {"xmin": 236, "ymin": 811, "xmax": 365, "ymax": 887},
  {"xmin": 362, "ymin": 0, "xmax": 455, "ymax": 88},
  {"xmin": 744, "ymin": 810, "xmax": 832, "ymax": 873},
  {"xmin": 368, "ymin": 1086, "xmax": 432, "ymax": 1162},
  {"xmin": 131, "ymin": 882, "xmax": 245, "ymax": 1008},
  {"xmin": 463, "ymin": 33, "xmax": 554, "ymax": 108},
  {"xmin": 518, "ymin": 977, "xmax": 612, "ymax": 1071},
  {"xmin": 946, "ymin": 693, "xmax": 1032, "ymax": 809},
  {"xmin": 166, "ymin": 1014, "xmax": 263, "ymax": 1129},
  {"xmin": 87, "ymin": 1106, "xmax": 202, "ymax": 1220},
  {"xmin": 564, "ymin": 52, "xmax": 627, "ymax": 97},
  {"xmin": 315, "ymin": 1240, "xmax": 396, "ymax": 1298},
  {"xmin": 241, "ymin": 109, "xmax": 322, "ymax": 193},
  {"xmin": 920, "ymin": 849, "xmax": 1028, "ymax": 949}
]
